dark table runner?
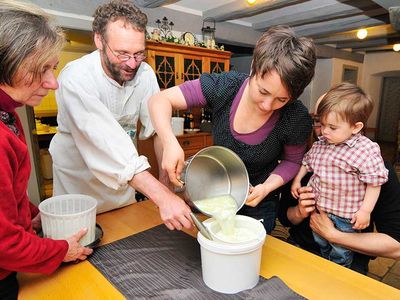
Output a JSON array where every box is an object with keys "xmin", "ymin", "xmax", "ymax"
[{"xmin": 89, "ymin": 225, "xmax": 305, "ymax": 300}]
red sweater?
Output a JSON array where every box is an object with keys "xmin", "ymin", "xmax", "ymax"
[{"xmin": 0, "ymin": 89, "xmax": 68, "ymax": 280}]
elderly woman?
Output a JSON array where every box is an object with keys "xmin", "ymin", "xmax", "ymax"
[
  {"xmin": 149, "ymin": 26, "xmax": 316, "ymax": 233},
  {"xmin": 0, "ymin": 1, "xmax": 92, "ymax": 299}
]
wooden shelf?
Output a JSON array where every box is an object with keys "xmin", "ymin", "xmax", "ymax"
[{"xmin": 34, "ymin": 110, "xmax": 58, "ymax": 118}]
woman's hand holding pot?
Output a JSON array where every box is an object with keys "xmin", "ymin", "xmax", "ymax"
[
  {"xmin": 245, "ymin": 183, "xmax": 270, "ymax": 207},
  {"xmin": 162, "ymin": 140, "xmax": 185, "ymax": 187}
]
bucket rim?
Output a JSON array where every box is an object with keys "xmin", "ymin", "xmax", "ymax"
[{"xmin": 197, "ymin": 216, "xmax": 266, "ymax": 254}]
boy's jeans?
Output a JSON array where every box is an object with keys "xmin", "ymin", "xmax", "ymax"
[{"xmin": 312, "ymin": 213, "xmax": 357, "ymax": 268}]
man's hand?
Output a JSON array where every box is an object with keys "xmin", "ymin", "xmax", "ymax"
[
  {"xmin": 309, "ymin": 208, "xmax": 337, "ymax": 241},
  {"xmin": 297, "ymin": 186, "xmax": 316, "ymax": 218},
  {"xmin": 157, "ymin": 195, "xmax": 193, "ymax": 231}
]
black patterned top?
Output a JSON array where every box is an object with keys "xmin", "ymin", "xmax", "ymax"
[{"xmin": 200, "ymin": 71, "xmax": 312, "ymax": 186}]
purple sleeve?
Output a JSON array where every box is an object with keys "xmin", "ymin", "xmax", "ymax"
[
  {"xmin": 271, "ymin": 143, "xmax": 307, "ymax": 183},
  {"xmin": 179, "ymin": 79, "xmax": 207, "ymax": 108}
]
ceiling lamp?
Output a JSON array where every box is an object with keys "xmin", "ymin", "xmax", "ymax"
[
  {"xmin": 247, "ymin": 0, "xmax": 256, "ymax": 5},
  {"xmin": 394, "ymin": 44, "xmax": 400, "ymax": 52},
  {"xmin": 357, "ymin": 28, "xmax": 368, "ymax": 39}
]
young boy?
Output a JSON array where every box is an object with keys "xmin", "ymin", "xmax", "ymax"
[{"xmin": 291, "ymin": 82, "xmax": 388, "ymax": 268}]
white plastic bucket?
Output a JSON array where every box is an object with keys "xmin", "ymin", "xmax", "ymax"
[
  {"xmin": 39, "ymin": 194, "xmax": 97, "ymax": 246},
  {"xmin": 171, "ymin": 117, "xmax": 184, "ymax": 136},
  {"xmin": 197, "ymin": 215, "xmax": 266, "ymax": 294}
]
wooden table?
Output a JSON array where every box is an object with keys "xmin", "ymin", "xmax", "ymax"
[{"xmin": 19, "ymin": 200, "xmax": 400, "ymax": 299}]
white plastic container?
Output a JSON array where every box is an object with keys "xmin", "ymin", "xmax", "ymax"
[
  {"xmin": 197, "ymin": 215, "xmax": 266, "ymax": 294},
  {"xmin": 39, "ymin": 194, "xmax": 97, "ymax": 246},
  {"xmin": 171, "ymin": 117, "xmax": 184, "ymax": 136}
]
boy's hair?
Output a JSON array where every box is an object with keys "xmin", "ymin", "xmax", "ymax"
[
  {"xmin": 317, "ymin": 82, "xmax": 373, "ymax": 125},
  {"xmin": 92, "ymin": 0, "xmax": 147, "ymax": 41},
  {"xmin": 250, "ymin": 25, "xmax": 316, "ymax": 101}
]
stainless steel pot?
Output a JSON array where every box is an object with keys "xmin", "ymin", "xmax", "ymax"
[{"xmin": 180, "ymin": 146, "xmax": 249, "ymax": 217}]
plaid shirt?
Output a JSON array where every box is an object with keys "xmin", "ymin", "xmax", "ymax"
[{"xmin": 303, "ymin": 134, "xmax": 388, "ymax": 218}]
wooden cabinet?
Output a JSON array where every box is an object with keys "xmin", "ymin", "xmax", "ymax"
[
  {"xmin": 139, "ymin": 41, "xmax": 231, "ymax": 178},
  {"xmin": 137, "ymin": 132, "xmax": 213, "ymax": 179},
  {"xmin": 145, "ymin": 40, "xmax": 231, "ymax": 89},
  {"xmin": 177, "ymin": 132, "xmax": 213, "ymax": 159}
]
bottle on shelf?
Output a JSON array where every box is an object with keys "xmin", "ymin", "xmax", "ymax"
[
  {"xmin": 200, "ymin": 108, "xmax": 205, "ymax": 123},
  {"xmin": 183, "ymin": 111, "xmax": 190, "ymax": 129},
  {"xmin": 189, "ymin": 112, "xmax": 194, "ymax": 129}
]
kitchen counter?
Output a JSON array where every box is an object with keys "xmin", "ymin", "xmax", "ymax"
[{"xmin": 18, "ymin": 200, "xmax": 400, "ymax": 299}]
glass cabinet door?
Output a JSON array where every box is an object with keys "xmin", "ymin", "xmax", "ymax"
[
  {"xmin": 154, "ymin": 52, "xmax": 178, "ymax": 89},
  {"xmin": 210, "ymin": 61, "xmax": 225, "ymax": 73},
  {"xmin": 182, "ymin": 55, "xmax": 203, "ymax": 82},
  {"xmin": 210, "ymin": 57, "xmax": 229, "ymax": 74}
]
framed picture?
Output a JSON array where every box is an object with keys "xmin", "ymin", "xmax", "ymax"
[{"xmin": 342, "ymin": 65, "xmax": 358, "ymax": 84}]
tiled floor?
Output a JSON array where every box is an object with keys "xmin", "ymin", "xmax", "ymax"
[{"xmin": 368, "ymin": 257, "xmax": 400, "ymax": 289}]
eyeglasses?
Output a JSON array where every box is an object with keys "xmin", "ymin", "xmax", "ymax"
[{"xmin": 104, "ymin": 40, "xmax": 146, "ymax": 62}]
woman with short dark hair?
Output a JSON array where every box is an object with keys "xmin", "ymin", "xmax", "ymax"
[
  {"xmin": 149, "ymin": 26, "xmax": 316, "ymax": 233},
  {"xmin": 0, "ymin": 1, "xmax": 92, "ymax": 299}
]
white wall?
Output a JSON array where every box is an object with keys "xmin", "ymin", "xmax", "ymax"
[
  {"xmin": 302, "ymin": 52, "xmax": 400, "ymax": 139},
  {"xmin": 309, "ymin": 58, "xmax": 334, "ymax": 111},
  {"xmin": 331, "ymin": 58, "xmax": 363, "ymax": 86},
  {"xmin": 361, "ymin": 52, "xmax": 400, "ymax": 128},
  {"xmin": 301, "ymin": 57, "xmax": 365, "ymax": 112},
  {"xmin": 230, "ymin": 55, "xmax": 252, "ymax": 74},
  {"xmin": 298, "ymin": 84, "xmax": 312, "ymax": 109}
]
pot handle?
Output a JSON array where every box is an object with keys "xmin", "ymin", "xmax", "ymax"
[
  {"xmin": 173, "ymin": 159, "xmax": 190, "ymax": 193},
  {"xmin": 248, "ymin": 183, "xmax": 253, "ymax": 197}
]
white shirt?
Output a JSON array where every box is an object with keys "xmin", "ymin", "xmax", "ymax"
[{"xmin": 49, "ymin": 50, "xmax": 160, "ymax": 213}]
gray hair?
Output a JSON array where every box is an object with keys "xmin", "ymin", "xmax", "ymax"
[{"xmin": 0, "ymin": 0, "xmax": 65, "ymax": 86}]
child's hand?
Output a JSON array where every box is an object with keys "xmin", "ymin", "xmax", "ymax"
[
  {"xmin": 351, "ymin": 210, "xmax": 370, "ymax": 230},
  {"xmin": 291, "ymin": 180, "xmax": 301, "ymax": 198}
]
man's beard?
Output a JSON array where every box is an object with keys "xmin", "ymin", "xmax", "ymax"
[{"xmin": 102, "ymin": 51, "xmax": 138, "ymax": 84}]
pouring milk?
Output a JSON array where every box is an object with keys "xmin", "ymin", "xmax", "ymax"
[{"xmin": 194, "ymin": 195, "xmax": 258, "ymax": 243}]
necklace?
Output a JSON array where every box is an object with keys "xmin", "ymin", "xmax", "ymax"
[{"xmin": 0, "ymin": 110, "xmax": 20, "ymax": 136}]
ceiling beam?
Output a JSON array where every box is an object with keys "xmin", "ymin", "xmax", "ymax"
[
  {"xmin": 293, "ymin": 8, "xmax": 389, "ymax": 37},
  {"xmin": 134, "ymin": 0, "xmax": 179, "ymax": 8},
  {"xmin": 389, "ymin": 6, "xmax": 400, "ymax": 30},
  {"xmin": 315, "ymin": 44, "xmax": 364, "ymax": 63},
  {"xmin": 203, "ymin": 0, "xmax": 302, "ymax": 22},
  {"xmin": 253, "ymin": 0, "xmax": 378, "ymax": 30},
  {"xmin": 314, "ymin": 24, "xmax": 397, "ymax": 44},
  {"xmin": 141, "ymin": 5, "xmax": 263, "ymax": 48},
  {"xmin": 355, "ymin": 44, "xmax": 396, "ymax": 52},
  {"xmin": 336, "ymin": 38, "xmax": 389, "ymax": 49}
]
